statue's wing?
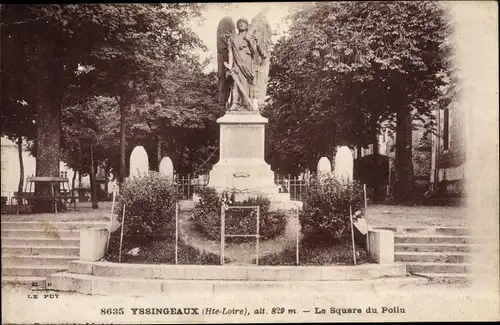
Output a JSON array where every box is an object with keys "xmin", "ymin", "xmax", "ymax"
[
  {"xmin": 217, "ymin": 17, "xmax": 235, "ymax": 107},
  {"xmin": 249, "ymin": 10, "xmax": 272, "ymax": 60},
  {"xmin": 248, "ymin": 11, "xmax": 272, "ymax": 106}
]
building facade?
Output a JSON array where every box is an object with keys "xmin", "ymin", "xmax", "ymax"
[{"xmin": 430, "ymin": 99, "xmax": 466, "ymax": 196}]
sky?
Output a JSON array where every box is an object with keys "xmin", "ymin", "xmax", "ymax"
[{"xmin": 188, "ymin": 3, "xmax": 299, "ymax": 72}]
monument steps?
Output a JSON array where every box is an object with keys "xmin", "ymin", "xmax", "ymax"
[
  {"xmin": 1, "ymin": 237, "xmax": 80, "ymax": 247},
  {"xmin": 394, "ymin": 243, "xmax": 474, "ymax": 253},
  {"xmin": 405, "ymin": 261, "xmax": 471, "ymax": 274},
  {"xmin": 394, "ymin": 251, "xmax": 470, "ymax": 263},
  {"xmin": 2, "ymin": 254, "xmax": 78, "ymax": 266},
  {"xmin": 374, "ymin": 226, "xmax": 470, "ymax": 236},
  {"xmin": 46, "ymin": 271, "xmax": 428, "ymax": 296},
  {"xmin": 1, "ymin": 276, "xmax": 47, "ymax": 287},
  {"xmin": 2, "ymin": 245, "xmax": 80, "ymax": 256},
  {"xmin": 1, "ymin": 229, "xmax": 80, "ymax": 239},
  {"xmin": 394, "ymin": 234, "xmax": 471, "ymax": 244},
  {"xmin": 1, "ymin": 220, "xmax": 106, "ymax": 287},
  {"xmin": 414, "ymin": 272, "xmax": 472, "ymax": 283},
  {"xmin": 65, "ymin": 261, "xmax": 408, "ymax": 281},
  {"xmin": 2, "ymin": 265, "xmax": 68, "ymax": 277},
  {"xmin": 379, "ymin": 227, "xmax": 475, "ymax": 283},
  {"xmin": 1, "ymin": 221, "xmax": 108, "ymax": 230}
]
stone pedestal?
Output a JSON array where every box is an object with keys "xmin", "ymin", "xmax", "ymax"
[
  {"xmin": 368, "ymin": 229, "xmax": 394, "ymax": 264},
  {"xmin": 208, "ymin": 112, "xmax": 295, "ymax": 207},
  {"xmin": 80, "ymin": 228, "xmax": 109, "ymax": 262}
]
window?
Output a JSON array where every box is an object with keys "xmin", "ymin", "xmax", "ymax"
[
  {"xmin": 443, "ymin": 108, "xmax": 450, "ymax": 150},
  {"xmin": 60, "ymin": 171, "xmax": 68, "ymax": 178}
]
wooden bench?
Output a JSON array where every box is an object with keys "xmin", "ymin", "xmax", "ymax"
[{"xmin": 13, "ymin": 195, "xmax": 79, "ymax": 214}]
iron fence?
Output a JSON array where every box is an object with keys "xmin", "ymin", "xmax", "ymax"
[
  {"xmin": 275, "ymin": 174, "xmax": 315, "ymax": 201},
  {"xmin": 174, "ymin": 173, "xmax": 315, "ymax": 201},
  {"xmin": 174, "ymin": 174, "xmax": 209, "ymax": 200}
]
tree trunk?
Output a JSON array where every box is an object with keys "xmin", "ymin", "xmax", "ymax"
[
  {"xmin": 372, "ymin": 133, "xmax": 379, "ymax": 155},
  {"xmin": 394, "ymin": 106, "xmax": 415, "ymax": 202},
  {"xmin": 157, "ymin": 135, "xmax": 163, "ymax": 170},
  {"xmin": 17, "ymin": 138, "xmax": 24, "ymax": 196},
  {"xmin": 118, "ymin": 97, "xmax": 129, "ymax": 185},
  {"xmin": 104, "ymin": 167, "xmax": 109, "ymax": 198},
  {"xmin": 371, "ymin": 114, "xmax": 379, "ymax": 155},
  {"xmin": 34, "ymin": 81, "xmax": 62, "ymax": 211},
  {"xmin": 89, "ymin": 139, "xmax": 98, "ymax": 209},
  {"xmin": 71, "ymin": 170, "xmax": 77, "ymax": 203},
  {"xmin": 33, "ymin": 27, "xmax": 65, "ymax": 213}
]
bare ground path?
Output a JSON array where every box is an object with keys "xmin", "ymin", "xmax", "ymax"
[
  {"xmin": 366, "ymin": 204, "xmax": 469, "ymax": 228},
  {"xmin": 178, "ymin": 203, "xmax": 470, "ymax": 264},
  {"xmin": 179, "ymin": 211, "xmax": 299, "ymax": 264},
  {"xmin": 1, "ymin": 202, "xmax": 112, "ymax": 222}
]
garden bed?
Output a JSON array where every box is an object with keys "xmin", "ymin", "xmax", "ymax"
[
  {"xmin": 106, "ymin": 234, "xmax": 226, "ymax": 265},
  {"xmin": 258, "ymin": 240, "xmax": 369, "ymax": 266}
]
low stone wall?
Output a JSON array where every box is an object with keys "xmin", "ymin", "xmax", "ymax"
[{"xmin": 65, "ymin": 261, "xmax": 406, "ymax": 281}]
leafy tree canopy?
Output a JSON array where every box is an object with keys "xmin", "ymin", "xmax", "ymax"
[{"xmin": 264, "ymin": 1, "xmax": 452, "ymax": 175}]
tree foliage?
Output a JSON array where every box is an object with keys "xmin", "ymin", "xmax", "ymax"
[
  {"xmin": 1, "ymin": 4, "xmax": 216, "ymax": 192},
  {"xmin": 264, "ymin": 1, "xmax": 453, "ymax": 188}
]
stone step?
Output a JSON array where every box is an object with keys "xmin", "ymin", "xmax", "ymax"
[
  {"xmin": 395, "ymin": 252, "xmax": 470, "ymax": 263},
  {"xmin": 394, "ymin": 235, "xmax": 471, "ymax": 244},
  {"xmin": 1, "ymin": 237, "xmax": 80, "ymax": 247},
  {"xmin": 47, "ymin": 272, "xmax": 429, "ymax": 296},
  {"xmin": 1, "ymin": 229, "xmax": 80, "ymax": 239},
  {"xmin": 405, "ymin": 262, "xmax": 471, "ymax": 274},
  {"xmin": 373, "ymin": 226, "xmax": 470, "ymax": 236},
  {"xmin": 2, "ymin": 255, "xmax": 78, "ymax": 266},
  {"xmin": 0, "ymin": 221, "xmax": 108, "ymax": 230},
  {"xmin": 1, "ymin": 245, "xmax": 80, "ymax": 256},
  {"xmin": 67, "ymin": 261, "xmax": 407, "ymax": 281},
  {"xmin": 415, "ymin": 273, "xmax": 471, "ymax": 283},
  {"xmin": 394, "ymin": 243, "xmax": 473, "ymax": 253},
  {"xmin": 2, "ymin": 265, "xmax": 68, "ymax": 277},
  {"xmin": 1, "ymin": 276, "xmax": 47, "ymax": 288}
]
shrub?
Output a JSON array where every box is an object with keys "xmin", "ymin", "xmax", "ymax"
[
  {"xmin": 300, "ymin": 177, "xmax": 364, "ymax": 243},
  {"xmin": 116, "ymin": 173, "xmax": 179, "ymax": 243},
  {"xmin": 193, "ymin": 187, "xmax": 287, "ymax": 243}
]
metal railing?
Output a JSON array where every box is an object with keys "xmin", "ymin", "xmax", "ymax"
[
  {"xmin": 174, "ymin": 174, "xmax": 209, "ymax": 200},
  {"xmin": 275, "ymin": 174, "xmax": 315, "ymax": 201},
  {"xmin": 221, "ymin": 205, "xmax": 260, "ymax": 265},
  {"xmin": 174, "ymin": 173, "xmax": 315, "ymax": 201}
]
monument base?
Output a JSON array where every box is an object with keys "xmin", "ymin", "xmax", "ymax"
[{"xmin": 207, "ymin": 112, "xmax": 297, "ymax": 209}]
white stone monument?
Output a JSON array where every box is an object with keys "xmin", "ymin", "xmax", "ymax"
[
  {"xmin": 208, "ymin": 114, "xmax": 282, "ymax": 200},
  {"xmin": 159, "ymin": 157, "xmax": 174, "ymax": 182},
  {"xmin": 207, "ymin": 11, "xmax": 300, "ymax": 209},
  {"xmin": 316, "ymin": 157, "xmax": 332, "ymax": 182},
  {"xmin": 334, "ymin": 146, "xmax": 353, "ymax": 182},
  {"xmin": 129, "ymin": 146, "xmax": 149, "ymax": 178}
]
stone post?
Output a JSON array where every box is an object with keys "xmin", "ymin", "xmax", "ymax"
[
  {"xmin": 368, "ymin": 229, "xmax": 395, "ymax": 264},
  {"xmin": 316, "ymin": 157, "xmax": 332, "ymax": 183},
  {"xmin": 129, "ymin": 146, "xmax": 149, "ymax": 178}
]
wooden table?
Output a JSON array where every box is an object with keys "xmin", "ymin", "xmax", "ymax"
[{"xmin": 14, "ymin": 177, "xmax": 78, "ymax": 214}]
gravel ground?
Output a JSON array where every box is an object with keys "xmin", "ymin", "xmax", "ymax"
[
  {"xmin": 1, "ymin": 202, "xmax": 113, "ymax": 222},
  {"xmin": 2, "ymin": 201, "xmax": 469, "ymax": 228},
  {"xmin": 365, "ymin": 204, "xmax": 469, "ymax": 228}
]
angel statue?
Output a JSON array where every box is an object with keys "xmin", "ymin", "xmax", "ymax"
[{"xmin": 217, "ymin": 9, "xmax": 272, "ymax": 112}]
